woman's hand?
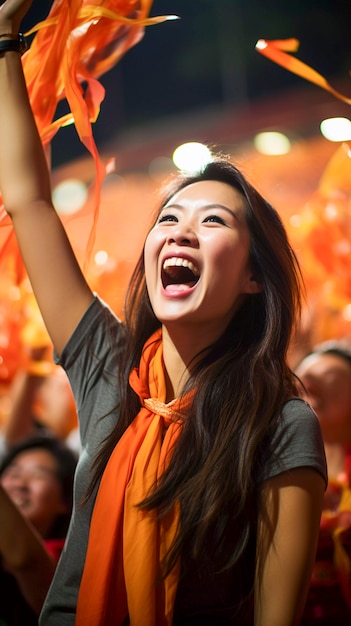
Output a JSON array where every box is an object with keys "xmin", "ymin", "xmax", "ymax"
[{"xmin": 0, "ymin": 0, "xmax": 32, "ymax": 33}]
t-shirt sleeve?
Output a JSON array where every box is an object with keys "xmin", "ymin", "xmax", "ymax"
[
  {"xmin": 262, "ymin": 398, "xmax": 327, "ymax": 486},
  {"xmin": 53, "ymin": 295, "xmax": 125, "ymax": 449}
]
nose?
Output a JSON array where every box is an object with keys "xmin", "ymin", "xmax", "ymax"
[{"xmin": 167, "ymin": 221, "xmax": 199, "ymax": 247}]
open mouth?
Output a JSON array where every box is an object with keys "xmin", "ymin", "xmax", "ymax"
[
  {"xmin": 162, "ymin": 257, "xmax": 200, "ymax": 290},
  {"xmin": 11, "ymin": 495, "xmax": 29, "ymax": 508}
]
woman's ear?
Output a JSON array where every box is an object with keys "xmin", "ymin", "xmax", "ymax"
[
  {"xmin": 241, "ymin": 268, "xmax": 263, "ymax": 295},
  {"xmin": 247, "ymin": 275, "xmax": 263, "ymax": 294}
]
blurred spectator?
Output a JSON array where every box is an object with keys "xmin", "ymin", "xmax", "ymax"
[
  {"xmin": 296, "ymin": 341, "xmax": 351, "ymax": 625},
  {"xmin": 0, "ymin": 434, "xmax": 77, "ymax": 625},
  {"xmin": 0, "ymin": 346, "xmax": 79, "ymax": 460}
]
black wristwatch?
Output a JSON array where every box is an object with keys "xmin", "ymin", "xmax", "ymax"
[{"xmin": 0, "ymin": 33, "xmax": 28, "ymax": 56}]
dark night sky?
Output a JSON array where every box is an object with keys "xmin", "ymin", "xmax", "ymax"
[{"xmin": 22, "ymin": 0, "xmax": 351, "ymax": 166}]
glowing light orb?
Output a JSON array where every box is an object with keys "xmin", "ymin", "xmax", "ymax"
[
  {"xmin": 254, "ymin": 131, "xmax": 291, "ymax": 155},
  {"xmin": 172, "ymin": 142, "xmax": 212, "ymax": 173},
  {"xmin": 320, "ymin": 117, "xmax": 351, "ymax": 142},
  {"xmin": 52, "ymin": 179, "xmax": 88, "ymax": 214}
]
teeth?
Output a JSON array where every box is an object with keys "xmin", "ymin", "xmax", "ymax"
[
  {"xmin": 163, "ymin": 257, "xmax": 200, "ymax": 276},
  {"xmin": 12, "ymin": 496, "xmax": 28, "ymax": 507}
]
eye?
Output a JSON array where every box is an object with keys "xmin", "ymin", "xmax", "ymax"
[
  {"xmin": 2, "ymin": 467, "xmax": 21, "ymax": 480},
  {"xmin": 203, "ymin": 215, "xmax": 226, "ymax": 225},
  {"xmin": 157, "ymin": 213, "xmax": 178, "ymax": 223}
]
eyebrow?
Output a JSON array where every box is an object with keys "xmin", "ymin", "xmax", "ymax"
[{"xmin": 5, "ymin": 462, "xmax": 57, "ymax": 475}]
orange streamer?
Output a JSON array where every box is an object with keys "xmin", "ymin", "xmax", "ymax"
[
  {"xmin": 0, "ymin": 0, "xmax": 176, "ymax": 381},
  {"xmin": 0, "ymin": 0, "xmax": 175, "ymax": 270},
  {"xmin": 256, "ymin": 37, "xmax": 351, "ymax": 343},
  {"xmin": 256, "ymin": 38, "xmax": 351, "ymax": 105}
]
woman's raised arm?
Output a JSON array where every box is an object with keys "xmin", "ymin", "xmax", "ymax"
[{"xmin": 0, "ymin": 0, "xmax": 94, "ymax": 355}]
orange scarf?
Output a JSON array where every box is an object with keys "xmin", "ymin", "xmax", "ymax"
[{"xmin": 76, "ymin": 329, "xmax": 189, "ymax": 625}]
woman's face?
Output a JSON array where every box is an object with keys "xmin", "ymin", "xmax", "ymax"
[
  {"xmin": 144, "ymin": 180, "xmax": 260, "ymax": 339},
  {"xmin": 1, "ymin": 448, "xmax": 68, "ymax": 537},
  {"xmin": 296, "ymin": 353, "xmax": 351, "ymax": 444}
]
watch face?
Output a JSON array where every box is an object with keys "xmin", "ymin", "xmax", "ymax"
[{"xmin": 18, "ymin": 33, "xmax": 28, "ymax": 55}]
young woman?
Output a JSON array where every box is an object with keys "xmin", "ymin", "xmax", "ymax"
[
  {"xmin": 0, "ymin": 1, "xmax": 327, "ymax": 624},
  {"xmin": 0, "ymin": 434, "xmax": 77, "ymax": 625}
]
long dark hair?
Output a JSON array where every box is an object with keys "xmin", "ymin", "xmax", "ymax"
[{"xmin": 91, "ymin": 157, "xmax": 303, "ymax": 576}]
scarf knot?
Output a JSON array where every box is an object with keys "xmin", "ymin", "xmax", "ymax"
[{"xmin": 143, "ymin": 397, "xmax": 184, "ymax": 426}]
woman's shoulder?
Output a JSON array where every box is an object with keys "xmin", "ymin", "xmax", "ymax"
[
  {"xmin": 283, "ymin": 395, "xmax": 316, "ymax": 412},
  {"xmin": 56, "ymin": 295, "xmax": 126, "ymax": 367},
  {"xmin": 262, "ymin": 397, "xmax": 327, "ymax": 485},
  {"xmin": 282, "ymin": 396, "xmax": 319, "ymax": 423},
  {"xmin": 279, "ymin": 396, "xmax": 324, "ymax": 449},
  {"xmin": 70, "ymin": 294, "xmax": 124, "ymax": 341}
]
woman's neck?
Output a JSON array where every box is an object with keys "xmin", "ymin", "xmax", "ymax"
[
  {"xmin": 161, "ymin": 325, "xmax": 207, "ymax": 402},
  {"xmin": 162, "ymin": 337, "xmax": 190, "ymax": 402},
  {"xmin": 161, "ymin": 320, "xmax": 230, "ymax": 401}
]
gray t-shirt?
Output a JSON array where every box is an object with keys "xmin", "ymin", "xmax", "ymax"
[{"xmin": 40, "ymin": 296, "xmax": 327, "ymax": 625}]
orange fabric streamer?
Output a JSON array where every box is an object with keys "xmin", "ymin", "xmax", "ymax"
[
  {"xmin": 0, "ymin": 0, "xmax": 175, "ymax": 272},
  {"xmin": 256, "ymin": 37, "xmax": 351, "ymax": 342},
  {"xmin": 255, "ymin": 38, "xmax": 351, "ymax": 105},
  {"xmin": 76, "ymin": 329, "xmax": 192, "ymax": 626}
]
